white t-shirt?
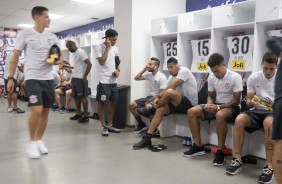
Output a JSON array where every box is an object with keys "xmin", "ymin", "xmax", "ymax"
[
  {"xmin": 15, "ymin": 28, "xmax": 60, "ymax": 80},
  {"xmin": 58, "ymin": 69, "xmax": 72, "ymax": 81},
  {"xmin": 94, "ymin": 43, "xmax": 118, "ymax": 84},
  {"xmin": 208, "ymin": 69, "xmax": 243, "ymax": 104},
  {"xmin": 4, "ymin": 53, "xmax": 17, "ymax": 79},
  {"xmin": 52, "ymin": 70, "xmax": 60, "ymax": 86},
  {"xmin": 167, "ymin": 67, "xmax": 198, "ymax": 105},
  {"xmin": 72, "ymin": 48, "xmax": 88, "ymax": 79},
  {"xmin": 247, "ymin": 70, "xmax": 275, "ymax": 109},
  {"xmin": 143, "ymin": 71, "xmax": 167, "ymax": 96}
]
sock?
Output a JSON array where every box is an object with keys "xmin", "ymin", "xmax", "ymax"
[
  {"xmin": 146, "ymin": 133, "xmax": 152, "ymax": 138},
  {"xmin": 135, "ymin": 116, "xmax": 145, "ymax": 125}
]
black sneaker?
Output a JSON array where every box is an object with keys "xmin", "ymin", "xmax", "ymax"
[
  {"xmin": 258, "ymin": 165, "xmax": 274, "ymax": 184},
  {"xmin": 134, "ymin": 123, "xmax": 147, "ymax": 134},
  {"xmin": 183, "ymin": 143, "xmax": 205, "ymax": 157},
  {"xmin": 226, "ymin": 158, "xmax": 243, "ymax": 175},
  {"xmin": 70, "ymin": 114, "xmax": 81, "ymax": 120},
  {"xmin": 12, "ymin": 108, "xmax": 25, "ymax": 113},
  {"xmin": 133, "ymin": 135, "xmax": 152, "ymax": 150},
  {"xmin": 213, "ymin": 149, "xmax": 225, "ymax": 166},
  {"xmin": 78, "ymin": 117, "xmax": 89, "ymax": 123},
  {"xmin": 152, "ymin": 129, "xmax": 160, "ymax": 138},
  {"xmin": 136, "ymin": 107, "xmax": 156, "ymax": 118}
]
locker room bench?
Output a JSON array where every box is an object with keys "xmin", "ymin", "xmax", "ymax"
[{"xmin": 158, "ymin": 112, "xmax": 266, "ymax": 159}]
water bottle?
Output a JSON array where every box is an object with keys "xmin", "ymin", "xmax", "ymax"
[
  {"xmin": 186, "ymin": 137, "xmax": 192, "ymax": 146},
  {"xmin": 182, "ymin": 136, "xmax": 187, "ymax": 145}
]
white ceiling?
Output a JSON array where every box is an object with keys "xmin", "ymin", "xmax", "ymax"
[{"xmin": 0, "ymin": 0, "xmax": 114, "ymax": 33}]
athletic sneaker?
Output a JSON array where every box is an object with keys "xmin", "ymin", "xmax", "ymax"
[
  {"xmin": 60, "ymin": 109, "xmax": 69, "ymax": 114},
  {"xmin": 133, "ymin": 135, "xmax": 152, "ymax": 150},
  {"xmin": 183, "ymin": 143, "xmax": 205, "ymax": 157},
  {"xmin": 7, "ymin": 107, "xmax": 13, "ymax": 112},
  {"xmin": 213, "ymin": 149, "xmax": 225, "ymax": 166},
  {"xmin": 134, "ymin": 123, "xmax": 147, "ymax": 134},
  {"xmin": 226, "ymin": 158, "xmax": 243, "ymax": 175},
  {"xmin": 108, "ymin": 125, "xmax": 121, "ymax": 133},
  {"xmin": 102, "ymin": 127, "xmax": 109, "ymax": 136},
  {"xmin": 26, "ymin": 142, "xmax": 41, "ymax": 159},
  {"xmin": 136, "ymin": 106, "xmax": 156, "ymax": 118},
  {"xmin": 70, "ymin": 114, "xmax": 81, "ymax": 120},
  {"xmin": 78, "ymin": 117, "xmax": 89, "ymax": 123},
  {"xmin": 12, "ymin": 108, "xmax": 25, "ymax": 113},
  {"xmin": 37, "ymin": 140, "xmax": 48, "ymax": 154},
  {"xmin": 258, "ymin": 165, "xmax": 274, "ymax": 184}
]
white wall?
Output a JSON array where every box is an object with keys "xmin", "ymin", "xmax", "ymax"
[{"xmin": 115, "ymin": 0, "xmax": 186, "ymax": 125}]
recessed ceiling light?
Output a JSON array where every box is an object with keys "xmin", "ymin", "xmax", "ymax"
[
  {"xmin": 18, "ymin": 24, "xmax": 34, "ymax": 28},
  {"xmin": 49, "ymin": 13, "xmax": 64, "ymax": 19},
  {"xmin": 71, "ymin": 0, "xmax": 105, "ymax": 5}
]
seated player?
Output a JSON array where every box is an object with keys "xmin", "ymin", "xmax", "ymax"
[
  {"xmin": 55, "ymin": 62, "xmax": 73, "ymax": 113},
  {"xmin": 133, "ymin": 57, "xmax": 198, "ymax": 149},
  {"xmin": 4, "ymin": 52, "xmax": 25, "ymax": 113},
  {"xmin": 184, "ymin": 53, "xmax": 242, "ymax": 167},
  {"xmin": 225, "ymin": 52, "xmax": 277, "ymax": 184},
  {"xmin": 128, "ymin": 57, "xmax": 167, "ymax": 133}
]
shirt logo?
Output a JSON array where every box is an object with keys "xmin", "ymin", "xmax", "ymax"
[
  {"xmin": 47, "ymin": 39, "xmax": 53, "ymax": 46},
  {"xmin": 225, "ymin": 83, "xmax": 230, "ymax": 90},
  {"xmin": 232, "ymin": 60, "xmax": 246, "ymax": 70},
  {"xmin": 197, "ymin": 62, "xmax": 208, "ymax": 71}
]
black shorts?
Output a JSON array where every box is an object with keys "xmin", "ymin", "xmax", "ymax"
[
  {"xmin": 26, "ymin": 80, "xmax": 54, "ymax": 108},
  {"xmin": 71, "ymin": 78, "xmax": 88, "ymax": 98},
  {"xmin": 242, "ymin": 110, "xmax": 273, "ymax": 133},
  {"xmin": 96, "ymin": 83, "xmax": 118, "ymax": 104},
  {"xmin": 60, "ymin": 85, "xmax": 71, "ymax": 95},
  {"xmin": 4, "ymin": 78, "xmax": 19, "ymax": 93},
  {"xmin": 135, "ymin": 96, "xmax": 153, "ymax": 107},
  {"xmin": 200, "ymin": 104, "xmax": 240, "ymax": 122},
  {"xmin": 168, "ymin": 95, "xmax": 193, "ymax": 114},
  {"xmin": 273, "ymin": 98, "xmax": 282, "ymax": 140}
]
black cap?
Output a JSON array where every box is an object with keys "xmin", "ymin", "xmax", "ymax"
[{"xmin": 102, "ymin": 29, "xmax": 118, "ymax": 39}]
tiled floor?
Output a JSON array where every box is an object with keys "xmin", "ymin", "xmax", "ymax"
[{"xmin": 0, "ymin": 97, "xmax": 275, "ymax": 184}]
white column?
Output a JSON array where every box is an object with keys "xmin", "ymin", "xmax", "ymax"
[{"xmin": 114, "ymin": 0, "xmax": 186, "ymax": 125}]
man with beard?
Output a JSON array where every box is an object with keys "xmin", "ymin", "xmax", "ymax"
[
  {"xmin": 128, "ymin": 57, "xmax": 167, "ymax": 133},
  {"xmin": 66, "ymin": 40, "xmax": 92, "ymax": 123},
  {"xmin": 133, "ymin": 57, "xmax": 198, "ymax": 149}
]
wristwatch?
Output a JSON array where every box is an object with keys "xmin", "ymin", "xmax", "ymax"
[
  {"xmin": 8, "ymin": 76, "xmax": 15, "ymax": 80},
  {"xmin": 217, "ymin": 105, "xmax": 220, "ymax": 111}
]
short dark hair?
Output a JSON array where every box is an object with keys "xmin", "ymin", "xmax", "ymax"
[
  {"xmin": 151, "ymin": 57, "xmax": 160, "ymax": 68},
  {"xmin": 32, "ymin": 6, "xmax": 48, "ymax": 19},
  {"xmin": 103, "ymin": 29, "xmax": 118, "ymax": 38},
  {"xmin": 208, "ymin": 53, "xmax": 224, "ymax": 68},
  {"xmin": 167, "ymin": 57, "xmax": 178, "ymax": 65},
  {"xmin": 262, "ymin": 52, "xmax": 278, "ymax": 65}
]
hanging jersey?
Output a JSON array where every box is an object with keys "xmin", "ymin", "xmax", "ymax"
[
  {"xmin": 191, "ymin": 39, "xmax": 211, "ymax": 73},
  {"xmin": 227, "ymin": 35, "xmax": 254, "ymax": 72},
  {"xmin": 162, "ymin": 41, "xmax": 177, "ymax": 70}
]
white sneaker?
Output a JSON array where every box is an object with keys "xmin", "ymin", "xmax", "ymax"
[
  {"xmin": 102, "ymin": 127, "xmax": 109, "ymax": 136},
  {"xmin": 26, "ymin": 142, "xmax": 41, "ymax": 159},
  {"xmin": 37, "ymin": 140, "xmax": 48, "ymax": 154},
  {"xmin": 7, "ymin": 107, "xmax": 13, "ymax": 112}
]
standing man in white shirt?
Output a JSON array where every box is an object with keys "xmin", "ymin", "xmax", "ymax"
[
  {"xmin": 66, "ymin": 41, "xmax": 92, "ymax": 123},
  {"xmin": 133, "ymin": 57, "xmax": 198, "ymax": 149},
  {"xmin": 7, "ymin": 6, "xmax": 62, "ymax": 159},
  {"xmin": 4, "ymin": 52, "xmax": 25, "ymax": 113},
  {"xmin": 94, "ymin": 29, "xmax": 121, "ymax": 136},
  {"xmin": 184, "ymin": 53, "xmax": 242, "ymax": 166},
  {"xmin": 226, "ymin": 52, "xmax": 277, "ymax": 184},
  {"xmin": 128, "ymin": 57, "xmax": 167, "ymax": 133}
]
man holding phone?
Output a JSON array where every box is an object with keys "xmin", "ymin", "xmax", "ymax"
[
  {"xmin": 183, "ymin": 53, "xmax": 242, "ymax": 166},
  {"xmin": 94, "ymin": 29, "xmax": 121, "ymax": 136}
]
